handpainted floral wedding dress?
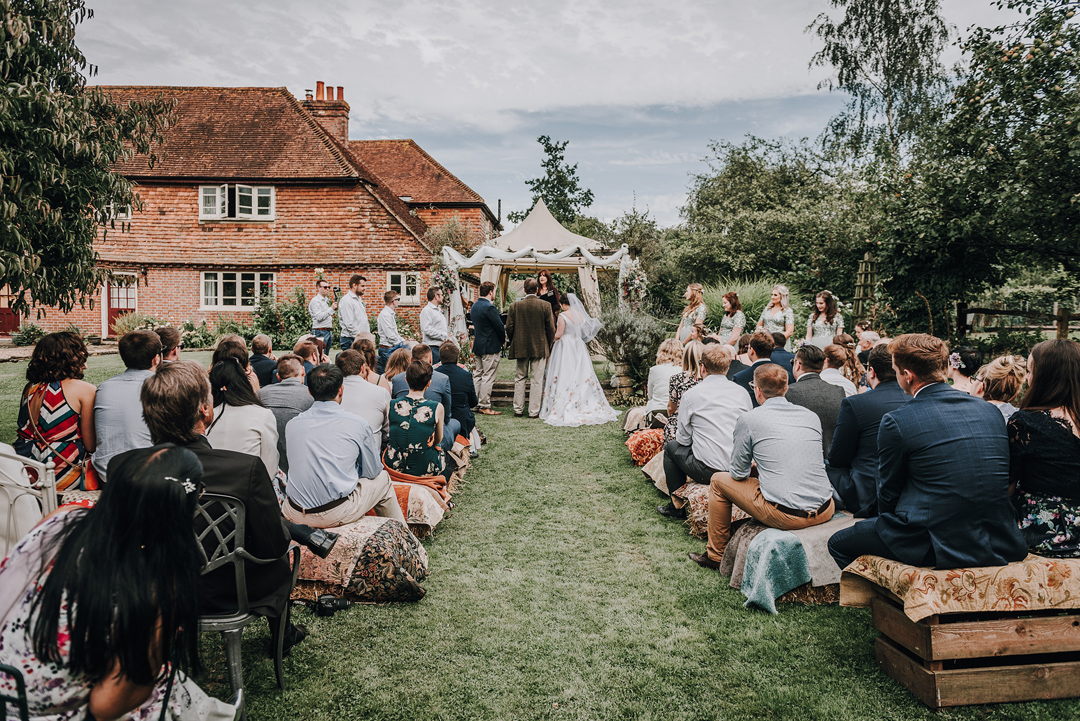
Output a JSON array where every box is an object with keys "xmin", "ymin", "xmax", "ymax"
[{"xmin": 539, "ymin": 294, "xmax": 619, "ymax": 427}]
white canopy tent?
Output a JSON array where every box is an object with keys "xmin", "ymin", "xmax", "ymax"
[{"xmin": 440, "ymin": 200, "xmax": 632, "ymax": 344}]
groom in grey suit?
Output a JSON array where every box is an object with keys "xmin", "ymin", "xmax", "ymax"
[{"xmin": 505, "ymin": 278, "xmax": 556, "ymax": 418}]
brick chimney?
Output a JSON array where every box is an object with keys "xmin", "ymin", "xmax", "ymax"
[{"xmin": 301, "ymin": 80, "xmax": 350, "ymax": 143}]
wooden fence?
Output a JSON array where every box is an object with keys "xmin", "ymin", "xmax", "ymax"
[{"xmin": 956, "ymin": 301, "xmax": 1080, "ymax": 340}]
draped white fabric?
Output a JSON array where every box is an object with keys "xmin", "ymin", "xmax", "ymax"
[{"xmin": 441, "ymin": 242, "xmax": 631, "ymax": 273}]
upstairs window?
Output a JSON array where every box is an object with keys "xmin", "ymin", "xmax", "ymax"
[
  {"xmin": 387, "ymin": 272, "xmax": 422, "ymax": 306},
  {"xmin": 199, "ymin": 185, "xmax": 275, "ymax": 220},
  {"xmin": 202, "ymin": 271, "xmax": 276, "ymax": 309}
]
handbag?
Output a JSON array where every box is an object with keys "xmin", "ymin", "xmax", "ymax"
[{"xmin": 25, "ymin": 385, "xmax": 98, "ymax": 492}]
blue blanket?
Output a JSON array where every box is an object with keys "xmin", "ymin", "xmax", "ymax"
[{"xmin": 739, "ymin": 529, "xmax": 811, "ymax": 614}]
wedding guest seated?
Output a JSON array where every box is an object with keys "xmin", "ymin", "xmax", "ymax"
[
  {"xmin": 259, "ymin": 354, "xmax": 313, "ymax": 474},
  {"xmin": 856, "ymin": 328, "xmax": 880, "ymax": 367},
  {"xmin": 828, "ymin": 333, "xmax": 1027, "ymax": 570},
  {"xmin": 293, "ymin": 339, "xmax": 318, "ymax": 377},
  {"xmin": 379, "ymin": 346, "xmax": 412, "ymax": 394},
  {"xmin": 249, "ymin": 333, "xmax": 278, "ymax": 387},
  {"xmin": 948, "ymin": 345, "xmax": 983, "ymax": 395},
  {"xmin": 0, "ymin": 445, "xmax": 234, "ymax": 720},
  {"xmin": 391, "ymin": 344, "xmax": 461, "ymax": 453},
  {"xmin": 338, "ymin": 349, "xmax": 390, "ymax": 448},
  {"xmin": 624, "ymin": 338, "xmax": 682, "ymax": 432},
  {"xmin": 206, "ymin": 354, "xmax": 279, "ymax": 479},
  {"xmin": 386, "ymin": 360, "xmax": 453, "ymax": 482},
  {"xmin": 659, "ymin": 344, "xmax": 751, "ymax": 519},
  {"xmin": 732, "ymin": 331, "xmax": 781, "ymax": 407},
  {"xmin": 1008, "ymin": 339, "xmax": 1080, "ymax": 556},
  {"xmin": 769, "ymin": 332, "xmax": 796, "ymax": 382},
  {"xmin": 283, "ymin": 364, "xmax": 407, "ymax": 528},
  {"xmin": 212, "ymin": 334, "xmax": 262, "ymax": 392},
  {"xmin": 974, "ymin": 354, "xmax": 1027, "ymax": 421},
  {"xmin": 434, "ymin": 341, "xmax": 478, "ymax": 448},
  {"xmin": 91, "ymin": 330, "xmax": 160, "ymax": 482},
  {"xmin": 136, "ymin": 361, "xmax": 303, "ymax": 651},
  {"xmin": 826, "ymin": 344, "xmax": 908, "ymax": 516},
  {"xmin": 351, "ymin": 337, "xmax": 385, "ymax": 386},
  {"xmin": 154, "ymin": 325, "xmax": 182, "ymax": 362},
  {"xmin": 786, "ymin": 344, "xmax": 846, "ymax": 456},
  {"xmin": 15, "ymin": 331, "xmax": 97, "ymax": 493},
  {"xmin": 689, "ymin": 364, "xmax": 835, "ymax": 568},
  {"xmin": 662, "ymin": 340, "xmax": 705, "ymax": 446},
  {"xmin": 821, "ymin": 344, "xmax": 859, "ymax": 397},
  {"xmin": 736, "ymin": 333, "xmax": 752, "ymax": 366},
  {"xmin": 725, "ymin": 341, "xmax": 749, "ymax": 379}
]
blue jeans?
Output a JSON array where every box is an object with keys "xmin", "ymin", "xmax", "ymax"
[
  {"xmin": 339, "ymin": 336, "xmax": 354, "ymax": 352},
  {"xmin": 312, "ymin": 328, "xmax": 332, "ymax": 348},
  {"xmin": 441, "ymin": 418, "xmax": 462, "ymax": 452},
  {"xmin": 377, "ymin": 343, "xmax": 409, "ymax": 375},
  {"xmin": 429, "ymin": 344, "xmax": 441, "ymax": 365}
]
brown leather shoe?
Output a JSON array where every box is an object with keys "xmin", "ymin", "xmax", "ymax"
[
  {"xmin": 478, "ymin": 408, "xmax": 502, "ymax": 416},
  {"xmin": 688, "ymin": 551, "xmax": 722, "ymax": 570}
]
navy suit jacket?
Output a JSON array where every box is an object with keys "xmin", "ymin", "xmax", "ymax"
[
  {"xmin": 391, "ymin": 370, "xmax": 452, "ymax": 418},
  {"xmin": 731, "ymin": 359, "xmax": 783, "ymax": 407},
  {"xmin": 769, "ymin": 348, "xmax": 797, "ymax": 383},
  {"xmin": 471, "ymin": 297, "xmax": 506, "ymax": 357},
  {"xmin": 826, "ymin": 380, "xmax": 909, "ymax": 517},
  {"xmin": 870, "ymin": 383, "xmax": 1027, "ymax": 569},
  {"xmin": 435, "ymin": 362, "xmax": 478, "ymax": 436},
  {"xmin": 249, "ymin": 353, "xmax": 277, "ymax": 387}
]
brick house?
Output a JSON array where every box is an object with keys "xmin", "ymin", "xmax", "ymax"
[{"xmin": 29, "ymin": 82, "xmax": 499, "ymax": 338}]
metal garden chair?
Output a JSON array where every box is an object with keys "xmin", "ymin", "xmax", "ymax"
[
  {"xmin": 0, "ymin": 449, "xmax": 55, "ymax": 558},
  {"xmin": 0, "ymin": 664, "xmax": 29, "ymax": 721}
]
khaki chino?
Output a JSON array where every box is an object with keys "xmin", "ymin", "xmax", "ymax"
[
  {"xmin": 282, "ymin": 470, "xmax": 407, "ymax": 529},
  {"xmin": 473, "ymin": 352, "xmax": 501, "ymax": 409},
  {"xmin": 513, "ymin": 356, "xmax": 547, "ymax": 417}
]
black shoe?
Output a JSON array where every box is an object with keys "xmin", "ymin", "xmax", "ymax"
[
  {"xmin": 469, "ymin": 448, "xmax": 479, "ymax": 459},
  {"xmin": 280, "ymin": 622, "xmax": 308, "ymax": 657},
  {"xmin": 656, "ymin": 503, "xmax": 686, "ymax": 519},
  {"xmin": 306, "ymin": 529, "xmax": 339, "ymax": 559},
  {"xmin": 688, "ymin": 552, "xmax": 722, "ymax": 570}
]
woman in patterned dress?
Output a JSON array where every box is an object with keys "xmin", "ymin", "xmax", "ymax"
[
  {"xmin": 676, "ymin": 284, "xmax": 707, "ymax": 345},
  {"xmin": 386, "ymin": 360, "xmax": 449, "ymax": 480},
  {"xmin": 755, "ymin": 285, "xmax": 795, "ymax": 348},
  {"xmin": 663, "ymin": 341, "xmax": 705, "ymax": 444},
  {"xmin": 0, "ymin": 445, "xmax": 234, "ymax": 720},
  {"xmin": 805, "ymin": 290, "xmax": 844, "ymax": 350},
  {"xmin": 16, "ymin": 332, "xmax": 96, "ymax": 492},
  {"xmin": 718, "ymin": 291, "xmax": 746, "ymax": 346},
  {"xmin": 1008, "ymin": 339, "xmax": 1080, "ymax": 557}
]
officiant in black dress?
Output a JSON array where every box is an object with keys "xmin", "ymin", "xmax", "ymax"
[{"xmin": 537, "ymin": 269, "xmax": 561, "ymax": 317}]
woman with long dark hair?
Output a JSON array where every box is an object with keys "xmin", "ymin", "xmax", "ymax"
[
  {"xmin": 537, "ymin": 270, "xmax": 561, "ymax": 318},
  {"xmin": 206, "ymin": 348, "xmax": 279, "ymax": 479},
  {"xmin": 806, "ymin": 290, "xmax": 843, "ymax": 349},
  {"xmin": 1009, "ymin": 339, "xmax": 1080, "ymax": 556},
  {"xmin": 0, "ymin": 445, "xmax": 233, "ymax": 719}
]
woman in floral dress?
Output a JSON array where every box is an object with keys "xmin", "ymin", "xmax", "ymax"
[
  {"xmin": 663, "ymin": 341, "xmax": 705, "ymax": 444},
  {"xmin": 676, "ymin": 284, "xmax": 707, "ymax": 345},
  {"xmin": 718, "ymin": 292, "xmax": 746, "ymax": 346},
  {"xmin": 1009, "ymin": 339, "xmax": 1080, "ymax": 557},
  {"xmin": 386, "ymin": 361, "xmax": 448, "ymax": 480},
  {"xmin": 805, "ymin": 291, "xmax": 843, "ymax": 350},
  {"xmin": 756, "ymin": 285, "xmax": 795, "ymax": 349}
]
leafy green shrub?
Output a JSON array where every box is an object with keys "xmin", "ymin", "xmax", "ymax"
[
  {"xmin": 252, "ymin": 287, "xmax": 311, "ymax": 348},
  {"xmin": 12, "ymin": 322, "xmax": 45, "ymax": 346},
  {"xmin": 964, "ymin": 329, "xmax": 1045, "ymax": 358},
  {"xmin": 595, "ymin": 305, "xmax": 670, "ymax": 390},
  {"xmin": 180, "ymin": 319, "xmax": 217, "ymax": 349},
  {"xmin": 111, "ymin": 312, "xmax": 165, "ymax": 336},
  {"xmin": 61, "ymin": 323, "xmax": 88, "ymax": 342},
  {"xmin": 213, "ymin": 315, "xmax": 254, "ymax": 343},
  {"xmin": 702, "ymin": 278, "xmax": 813, "ymax": 338}
]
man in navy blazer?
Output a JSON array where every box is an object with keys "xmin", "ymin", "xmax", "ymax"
[
  {"xmin": 828, "ymin": 334, "xmax": 1027, "ymax": 570},
  {"xmin": 731, "ymin": 331, "xmax": 784, "ymax": 407},
  {"xmin": 391, "ymin": 344, "xmax": 461, "ymax": 452},
  {"xmin": 471, "ymin": 281, "xmax": 506, "ymax": 415},
  {"xmin": 826, "ymin": 344, "xmax": 909, "ymax": 516},
  {"xmin": 768, "ymin": 332, "xmax": 797, "ymax": 384},
  {"xmin": 435, "ymin": 340, "xmax": 478, "ymax": 445}
]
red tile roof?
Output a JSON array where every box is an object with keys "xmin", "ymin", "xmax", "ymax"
[
  {"xmin": 102, "ymin": 86, "xmax": 372, "ymax": 181},
  {"xmin": 349, "ymin": 139, "xmax": 485, "ymax": 204}
]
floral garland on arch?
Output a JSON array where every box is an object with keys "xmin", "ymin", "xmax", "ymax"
[
  {"xmin": 620, "ymin": 258, "xmax": 648, "ymax": 309},
  {"xmin": 430, "ymin": 255, "xmax": 472, "ymax": 363}
]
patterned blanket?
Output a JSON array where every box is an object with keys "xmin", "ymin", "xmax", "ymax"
[
  {"xmin": 672, "ymin": 482, "xmax": 750, "ymax": 539},
  {"xmin": 294, "ymin": 516, "xmax": 429, "ymax": 602},
  {"xmin": 625, "ymin": 429, "xmax": 664, "ymax": 466},
  {"xmin": 369, "ymin": 482, "xmax": 448, "ymax": 539},
  {"xmin": 840, "ymin": 553, "xmax": 1080, "ymax": 622}
]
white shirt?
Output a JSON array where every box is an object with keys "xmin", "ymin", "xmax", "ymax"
[
  {"xmin": 420, "ymin": 302, "xmax": 449, "ymax": 346},
  {"xmin": 207, "ymin": 403, "xmax": 280, "ymax": 479},
  {"xmin": 377, "ymin": 306, "xmax": 403, "ymax": 347},
  {"xmin": 308, "ymin": 293, "xmax": 334, "ymax": 329},
  {"xmin": 643, "ymin": 363, "xmax": 680, "ymax": 414},
  {"xmin": 340, "ymin": 375, "xmax": 391, "ymax": 446},
  {"xmin": 338, "ymin": 291, "xmax": 368, "ymax": 337},
  {"xmin": 820, "ymin": 367, "xmax": 858, "ymax": 397},
  {"xmin": 675, "ymin": 373, "xmax": 752, "ymax": 471}
]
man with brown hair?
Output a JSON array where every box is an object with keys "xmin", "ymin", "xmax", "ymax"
[
  {"xmin": 249, "ymin": 333, "xmax": 277, "ymax": 387},
  {"xmin": 731, "ymin": 331, "xmax": 781, "ymax": 407},
  {"xmin": 154, "ymin": 326, "xmax": 181, "ymax": 362},
  {"xmin": 471, "ymin": 280, "xmax": 505, "ymax": 414},
  {"xmin": 435, "ymin": 340, "xmax": 479, "ymax": 456},
  {"xmin": 506, "ymin": 277, "xmax": 556, "ymax": 418},
  {"xmin": 376, "ymin": 290, "xmax": 407, "ymax": 374},
  {"xmin": 689, "ymin": 363, "xmax": 835, "ymax": 569},
  {"xmin": 337, "ymin": 349, "xmax": 390, "ymax": 447},
  {"xmin": 659, "ymin": 343, "xmax": 752, "ymax": 519},
  {"xmin": 827, "ymin": 333, "xmax": 1027, "ymax": 571},
  {"xmin": 338, "ymin": 273, "xmax": 368, "ymax": 352}
]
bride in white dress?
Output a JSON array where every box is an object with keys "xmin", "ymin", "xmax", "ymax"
[{"xmin": 540, "ymin": 293, "xmax": 619, "ymax": 427}]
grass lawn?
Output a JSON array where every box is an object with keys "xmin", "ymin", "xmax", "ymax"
[{"xmin": 2, "ymin": 355, "xmax": 1076, "ymax": 719}]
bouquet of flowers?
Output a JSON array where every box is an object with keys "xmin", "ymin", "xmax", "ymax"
[
  {"xmin": 429, "ymin": 259, "xmax": 458, "ymax": 308},
  {"xmin": 620, "ymin": 259, "xmax": 648, "ymax": 307}
]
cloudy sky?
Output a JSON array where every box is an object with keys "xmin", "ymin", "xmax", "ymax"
[{"xmin": 78, "ymin": 0, "xmax": 1019, "ymax": 228}]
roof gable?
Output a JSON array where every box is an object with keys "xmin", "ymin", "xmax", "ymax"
[
  {"xmin": 349, "ymin": 139, "xmax": 485, "ymax": 204},
  {"xmin": 102, "ymin": 86, "xmax": 368, "ymax": 180}
]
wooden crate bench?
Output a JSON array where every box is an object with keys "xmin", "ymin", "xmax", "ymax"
[{"xmin": 841, "ymin": 553, "xmax": 1080, "ymax": 708}]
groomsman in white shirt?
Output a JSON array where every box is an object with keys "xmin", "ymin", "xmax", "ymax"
[
  {"xmin": 376, "ymin": 290, "xmax": 407, "ymax": 374},
  {"xmin": 338, "ymin": 274, "xmax": 369, "ymax": 352},
  {"xmin": 308, "ymin": 279, "xmax": 336, "ymax": 349},
  {"xmin": 420, "ymin": 287, "xmax": 450, "ymax": 364}
]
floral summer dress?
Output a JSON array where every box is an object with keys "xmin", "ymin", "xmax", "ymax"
[
  {"xmin": 807, "ymin": 314, "xmax": 844, "ymax": 350},
  {"xmin": 16, "ymin": 382, "xmax": 89, "ymax": 492},
  {"xmin": 677, "ymin": 304, "xmax": 707, "ymax": 343},
  {"xmin": 757, "ymin": 306, "xmax": 794, "ymax": 349},
  {"xmin": 1009, "ymin": 409, "xmax": 1080, "ymax": 557},
  {"xmin": 719, "ymin": 310, "xmax": 745, "ymax": 341},
  {"xmin": 386, "ymin": 397, "xmax": 445, "ymax": 477},
  {"xmin": 663, "ymin": 372, "xmax": 701, "ymax": 443}
]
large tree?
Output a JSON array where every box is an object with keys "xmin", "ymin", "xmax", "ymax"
[
  {"xmin": 0, "ymin": 0, "xmax": 173, "ymax": 314},
  {"xmin": 508, "ymin": 135, "xmax": 594, "ymax": 225},
  {"xmin": 808, "ymin": 0, "xmax": 951, "ymax": 160}
]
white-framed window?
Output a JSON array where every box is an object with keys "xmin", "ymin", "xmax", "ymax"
[
  {"xmin": 387, "ymin": 272, "xmax": 423, "ymax": 306},
  {"xmin": 106, "ymin": 203, "xmax": 131, "ymax": 221},
  {"xmin": 198, "ymin": 184, "xmax": 275, "ymax": 221},
  {"xmin": 201, "ymin": 271, "xmax": 276, "ymax": 309}
]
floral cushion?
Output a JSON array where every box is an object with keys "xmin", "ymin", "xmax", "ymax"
[
  {"xmin": 840, "ymin": 553, "xmax": 1080, "ymax": 622},
  {"xmin": 626, "ymin": 429, "xmax": 664, "ymax": 466},
  {"xmin": 295, "ymin": 515, "xmax": 428, "ymax": 602},
  {"xmin": 672, "ymin": 482, "xmax": 750, "ymax": 540},
  {"xmin": 365, "ymin": 482, "xmax": 447, "ymax": 539}
]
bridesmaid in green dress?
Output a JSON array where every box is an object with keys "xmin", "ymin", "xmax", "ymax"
[{"xmin": 386, "ymin": 361, "xmax": 448, "ymax": 479}]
